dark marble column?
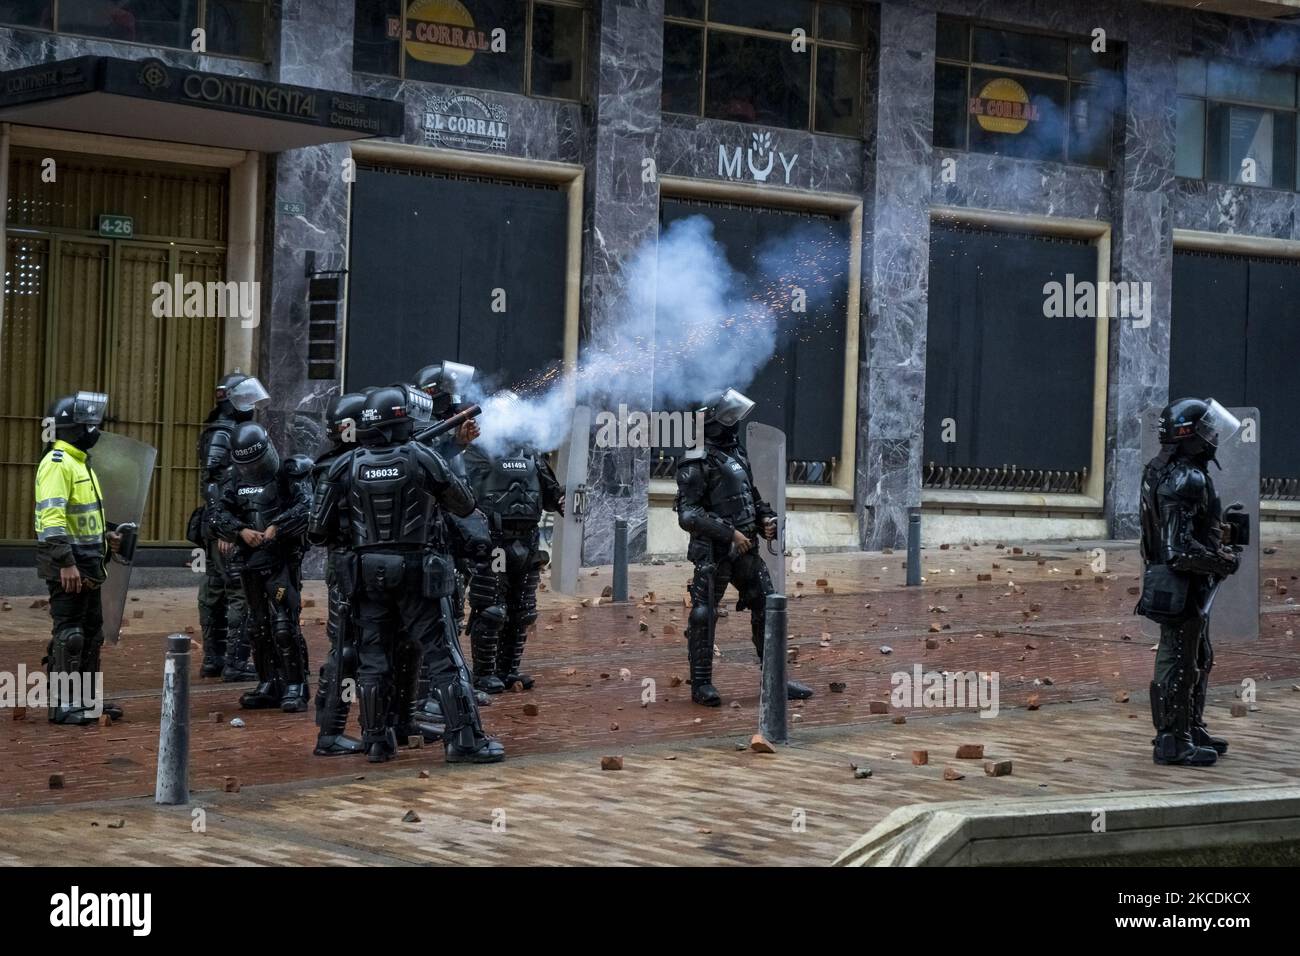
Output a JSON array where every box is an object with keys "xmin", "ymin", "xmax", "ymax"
[
  {"xmin": 258, "ymin": 0, "xmax": 357, "ymax": 457},
  {"xmin": 578, "ymin": 0, "xmax": 664, "ymax": 565},
  {"xmin": 856, "ymin": 4, "xmax": 936, "ymax": 550},
  {"xmin": 1104, "ymin": 8, "xmax": 1178, "ymax": 538}
]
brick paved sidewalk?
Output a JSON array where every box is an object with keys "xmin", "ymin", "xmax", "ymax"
[
  {"xmin": 1, "ymin": 686, "xmax": 1297, "ymax": 866},
  {"xmin": 1, "ymin": 540, "xmax": 1298, "ymax": 817}
]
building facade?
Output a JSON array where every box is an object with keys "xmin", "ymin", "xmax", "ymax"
[{"xmin": 2, "ymin": 0, "xmax": 1300, "ymax": 566}]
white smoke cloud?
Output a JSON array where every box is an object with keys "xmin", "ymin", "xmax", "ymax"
[{"xmin": 470, "ymin": 214, "xmax": 839, "ymax": 457}]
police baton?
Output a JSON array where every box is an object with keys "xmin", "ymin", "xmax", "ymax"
[{"xmin": 413, "ymin": 403, "xmax": 482, "ymax": 444}]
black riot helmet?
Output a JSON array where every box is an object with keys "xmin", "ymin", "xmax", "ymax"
[
  {"xmin": 325, "ymin": 392, "xmax": 367, "ymax": 447},
  {"xmin": 231, "ymin": 422, "xmax": 281, "ymax": 484},
  {"xmin": 48, "ymin": 390, "xmax": 109, "ymax": 450},
  {"xmin": 414, "ymin": 361, "xmax": 476, "ymax": 418},
  {"xmin": 360, "ymin": 384, "xmax": 432, "ymax": 442},
  {"xmin": 214, "ymin": 371, "xmax": 269, "ymax": 423},
  {"xmin": 700, "ymin": 388, "xmax": 756, "ymax": 446},
  {"xmin": 1158, "ymin": 397, "xmax": 1241, "ymax": 460}
]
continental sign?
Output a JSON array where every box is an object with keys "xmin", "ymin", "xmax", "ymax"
[
  {"xmin": 0, "ymin": 57, "xmax": 404, "ymax": 139},
  {"xmin": 968, "ymin": 77, "xmax": 1039, "ymax": 134},
  {"xmin": 388, "ymin": 0, "xmax": 491, "ymax": 66}
]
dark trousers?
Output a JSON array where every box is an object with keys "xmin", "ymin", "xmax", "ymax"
[
  {"xmin": 239, "ymin": 561, "xmax": 306, "ymax": 685},
  {"xmin": 47, "ymin": 579, "xmax": 104, "ymax": 644},
  {"xmin": 688, "ymin": 542, "xmax": 774, "ymax": 655}
]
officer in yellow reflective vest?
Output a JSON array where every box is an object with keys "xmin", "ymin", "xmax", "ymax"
[{"xmin": 34, "ymin": 391, "xmax": 124, "ymax": 725}]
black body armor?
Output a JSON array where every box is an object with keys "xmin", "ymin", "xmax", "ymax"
[
  {"xmin": 211, "ymin": 456, "xmax": 314, "ymax": 573},
  {"xmin": 344, "ymin": 443, "xmax": 473, "ymax": 550},
  {"xmin": 1137, "ymin": 444, "xmax": 1240, "ymax": 767}
]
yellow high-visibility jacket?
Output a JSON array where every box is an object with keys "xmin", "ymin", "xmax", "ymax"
[{"xmin": 34, "ymin": 439, "xmax": 109, "ymax": 583}]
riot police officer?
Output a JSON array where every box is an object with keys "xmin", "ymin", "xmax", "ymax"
[
  {"xmin": 462, "ymin": 424, "xmax": 565, "ymax": 693},
  {"xmin": 194, "ymin": 372, "xmax": 268, "ymax": 682},
  {"xmin": 676, "ymin": 389, "xmax": 813, "ymax": 707},
  {"xmin": 310, "ymin": 385, "xmax": 504, "ymax": 764},
  {"xmin": 1137, "ymin": 398, "xmax": 1243, "ymax": 767},
  {"xmin": 414, "ymin": 361, "xmax": 495, "ymax": 710},
  {"xmin": 34, "ymin": 391, "xmax": 125, "ymax": 725},
  {"xmin": 311, "ymin": 392, "xmax": 367, "ymax": 756},
  {"xmin": 211, "ymin": 422, "xmax": 314, "ymax": 713}
]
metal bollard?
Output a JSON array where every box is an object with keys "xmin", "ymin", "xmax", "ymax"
[
  {"xmin": 155, "ymin": 633, "xmax": 191, "ymax": 805},
  {"xmin": 906, "ymin": 511, "xmax": 922, "ymax": 587},
  {"xmin": 612, "ymin": 517, "xmax": 628, "ymax": 603},
  {"xmin": 759, "ymin": 594, "xmax": 788, "ymax": 744}
]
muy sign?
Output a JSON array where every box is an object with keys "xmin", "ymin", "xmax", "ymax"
[{"xmin": 718, "ymin": 132, "xmax": 799, "ymax": 185}]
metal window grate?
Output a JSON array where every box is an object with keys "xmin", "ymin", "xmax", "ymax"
[{"xmin": 924, "ymin": 462, "xmax": 1088, "ymax": 495}]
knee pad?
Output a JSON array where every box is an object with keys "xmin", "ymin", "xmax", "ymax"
[
  {"xmin": 340, "ymin": 642, "xmax": 359, "ymax": 679},
  {"xmin": 688, "ymin": 605, "xmax": 712, "ymax": 630},
  {"xmin": 271, "ymin": 615, "xmax": 295, "ymax": 649},
  {"xmin": 48, "ymin": 626, "xmax": 85, "ymax": 674}
]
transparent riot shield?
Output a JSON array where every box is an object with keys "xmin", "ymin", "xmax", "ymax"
[
  {"xmin": 92, "ymin": 431, "xmax": 157, "ymax": 644},
  {"xmin": 745, "ymin": 421, "xmax": 787, "ymax": 597},
  {"xmin": 550, "ymin": 404, "xmax": 591, "ymax": 595}
]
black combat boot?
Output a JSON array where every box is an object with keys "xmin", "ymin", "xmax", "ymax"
[
  {"xmin": 1150, "ymin": 680, "xmax": 1217, "ymax": 766},
  {"xmin": 200, "ymin": 623, "xmax": 227, "ymax": 678},
  {"xmin": 314, "ymin": 654, "xmax": 363, "ymax": 755},
  {"xmin": 238, "ymin": 636, "xmax": 283, "ymax": 708},
  {"xmin": 391, "ymin": 642, "xmax": 443, "ymax": 744},
  {"xmin": 494, "ymin": 627, "xmax": 534, "ymax": 691},
  {"xmin": 437, "ymin": 673, "xmax": 505, "ymax": 763},
  {"xmin": 276, "ymin": 623, "xmax": 310, "ymax": 713},
  {"xmin": 45, "ymin": 628, "xmax": 98, "ymax": 726},
  {"xmin": 359, "ymin": 680, "xmax": 398, "ymax": 763},
  {"xmin": 687, "ymin": 625, "xmax": 720, "ymax": 707},
  {"xmin": 469, "ymin": 609, "xmax": 507, "ymax": 695},
  {"xmin": 1191, "ymin": 671, "xmax": 1228, "ymax": 755},
  {"xmin": 222, "ymin": 624, "xmax": 259, "ymax": 683},
  {"xmin": 1153, "ymin": 732, "xmax": 1218, "ymax": 766}
]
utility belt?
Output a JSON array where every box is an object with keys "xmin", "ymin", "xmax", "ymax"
[
  {"xmin": 356, "ymin": 547, "xmax": 455, "ymax": 600},
  {"xmin": 488, "ymin": 513, "xmax": 540, "ymax": 538}
]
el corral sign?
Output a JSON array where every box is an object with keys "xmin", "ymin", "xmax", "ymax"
[{"xmin": 424, "ymin": 91, "xmax": 509, "ymax": 152}]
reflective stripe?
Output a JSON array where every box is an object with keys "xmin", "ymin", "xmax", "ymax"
[
  {"xmin": 37, "ymin": 526, "xmax": 70, "ymax": 540},
  {"xmin": 66, "ymin": 501, "xmax": 100, "ymax": 514},
  {"xmin": 35, "ymin": 497, "xmax": 68, "ymax": 510},
  {"xmin": 68, "ymin": 531, "xmax": 102, "ymax": 544}
]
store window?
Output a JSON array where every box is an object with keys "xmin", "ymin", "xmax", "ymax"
[
  {"xmin": 353, "ymin": 0, "xmax": 586, "ymax": 102},
  {"xmin": 662, "ymin": 0, "xmax": 868, "ymax": 136},
  {"xmin": 0, "ymin": 0, "xmax": 267, "ymax": 59},
  {"xmin": 933, "ymin": 18, "xmax": 1122, "ymax": 168},
  {"xmin": 1176, "ymin": 56, "xmax": 1298, "ymax": 190}
]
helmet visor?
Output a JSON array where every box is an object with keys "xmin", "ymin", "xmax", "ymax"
[
  {"xmin": 228, "ymin": 377, "xmax": 270, "ymax": 413},
  {"xmin": 710, "ymin": 388, "xmax": 756, "ymax": 427},
  {"xmin": 72, "ymin": 391, "xmax": 108, "ymax": 426},
  {"xmin": 1196, "ymin": 399, "xmax": 1241, "ymax": 449},
  {"xmin": 440, "ymin": 361, "xmax": 476, "ymax": 401}
]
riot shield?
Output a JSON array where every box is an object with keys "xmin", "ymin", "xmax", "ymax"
[
  {"xmin": 1140, "ymin": 406, "xmax": 1259, "ymax": 644},
  {"xmin": 745, "ymin": 422, "xmax": 787, "ymax": 597},
  {"xmin": 550, "ymin": 404, "xmax": 591, "ymax": 595},
  {"xmin": 92, "ymin": 431, "xmax": 157, "ymax": 644}
]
